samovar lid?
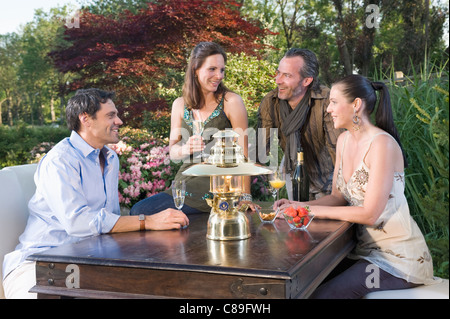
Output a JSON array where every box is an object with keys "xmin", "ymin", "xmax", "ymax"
[{"xmin": 182, "ymin": 162, "xmax": 272, "ymax": 176}]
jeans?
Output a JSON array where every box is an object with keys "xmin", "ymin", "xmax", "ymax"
[
  {"xmin": 309, "ymin": 258, "xmax": 420, "ymax": 299},
  {"xmin": 129, "ymin": 192, "xmax": 204, "ymax": 216}
]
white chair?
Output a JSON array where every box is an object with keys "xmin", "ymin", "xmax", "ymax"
[
  {"xmin": 0, "ymin": 164, "xmax": 37, "ymax": 299},
  {"xmin": 364, "ymin": 278, "xmax": 449, "ymax": 299}
]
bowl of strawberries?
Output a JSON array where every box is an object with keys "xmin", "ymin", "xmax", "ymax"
[{"xmin": 283, "ymin": 206, "xmax": 314, "ymax": 230}]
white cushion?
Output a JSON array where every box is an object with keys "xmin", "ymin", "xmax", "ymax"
[
  {"xmin": 364, "ymin": 278, "xmax": 449, "ymax": 299},
  {"xmin": 3, "ymin": 164, "xmax": 38, "ymax": 204},
  {"xmin": 0, "ymin": 164, "xmax": 37, "ymax": 299}
]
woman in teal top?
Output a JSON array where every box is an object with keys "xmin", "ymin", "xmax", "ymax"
[{"xmin": 130, "ymin": 42, "xmax": 250, "ymax": 215}]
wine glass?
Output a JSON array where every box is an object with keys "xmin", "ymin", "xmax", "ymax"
[
  {"xmin": 191, "ymin": 110, "xmax": 204, "ymax": 159},
  {"xmin": 269, "ymin": 168, "xmax": 286, "ymax": 203},
  {"xmin": 268, "ymin": 181, "xmax": 277, "ymax": 202},
  {"xmin": 171, "ymin": 180, "xmax": 186, "ymax": 211}
]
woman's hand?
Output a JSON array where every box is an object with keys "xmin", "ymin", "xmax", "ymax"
[
  {"xmin": 275, "ymin": 199, "xmax": 306, "ymax": 211},
  {"xmin": 274, "ymin": 199, "xmax": 308, "ymax": 218},
  {"xmin": 238, "ymin": 200, "xmax": 259, "ymax": 212},
  {"xmin": 180, "ymin": 135, "xmax": 205, "ymax": 157}
]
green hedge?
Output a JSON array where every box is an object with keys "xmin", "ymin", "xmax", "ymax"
[{"xmin": 0, "ymin": 124, "xmax": 70, "ymax": 169}]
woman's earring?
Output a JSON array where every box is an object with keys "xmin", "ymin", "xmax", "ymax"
[{"xmin": 352, "ymin": 110, "xmax": 360, "ymax": 131}]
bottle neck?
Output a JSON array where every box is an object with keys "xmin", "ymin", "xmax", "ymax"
[{"xmin": 297, "ymin": 151, "xmax": 304, "ymax": 164}]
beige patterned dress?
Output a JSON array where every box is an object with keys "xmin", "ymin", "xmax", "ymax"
[{"xmin": 337, "ymin": 132, "xmax": 436, "ymax": 284}]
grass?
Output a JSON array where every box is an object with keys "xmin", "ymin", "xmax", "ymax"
[{"xmin": 380, "ymin": 60, "xmax": 449, "ymax": 278}]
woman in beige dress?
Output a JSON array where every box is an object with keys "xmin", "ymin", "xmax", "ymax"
[{"xmin": 277, "ymin": 74, "xmax": 436, "ymax": 298}]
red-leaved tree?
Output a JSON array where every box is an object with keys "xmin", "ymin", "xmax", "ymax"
[{"xmin": 50, "ymin": 0, "xmax": 270, "ymax": 126}]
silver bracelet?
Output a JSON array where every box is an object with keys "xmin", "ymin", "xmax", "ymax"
[{"xmin": 241, "ymin": 193, "xmax": 252, "ymax": 202}]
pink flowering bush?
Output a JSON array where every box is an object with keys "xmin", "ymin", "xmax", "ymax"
[
  {"xmin": 109, "ymin": 127, "xmax": 181, "ymax": 209},
  {"xmin": 30, "ymin": 142, "xmax": 56, "ymax": 163},
  {"xmin": 251, "ymin": 174, "xmax": 272, "ymax": 202}
]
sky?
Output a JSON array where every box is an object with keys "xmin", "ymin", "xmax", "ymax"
[{"xmin": 0, "ymin": 0, "xmax": 81, "ymax": 35}]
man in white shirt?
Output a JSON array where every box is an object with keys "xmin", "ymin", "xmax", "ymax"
[{"xmin": 2, "ymin": 88, "xmax": 189, "ymax": 298}]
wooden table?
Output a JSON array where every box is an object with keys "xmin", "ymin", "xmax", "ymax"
[{"xmin": 28, "ymin": 212, "xmax": 355, "ymax": 299}]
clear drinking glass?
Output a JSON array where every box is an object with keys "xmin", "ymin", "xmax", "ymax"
[
  {"xmin": 269, "ymin": 168, "xmax": 286, "ymax": 203},
  {"xmin": 256, "ymin": 203, "xmax": 279, "ymax": 223},
  {"xmin": 268, "ymin": 183, "xmax": 277, "ymax": 202},
  {"xmin": 191, "ymin": 110, "xmax": 204, "ymax": 159},
  {"xmin": 171, "ymin": 180, "xmax": 186, "ymax": 211}
]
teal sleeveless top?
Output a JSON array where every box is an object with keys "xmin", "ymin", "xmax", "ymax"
[{"xmin": 164, "ymin": 96, "xmax": 232, "ymax": 212}]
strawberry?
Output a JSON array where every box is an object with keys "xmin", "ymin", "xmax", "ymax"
[
  {"xmin": 293, "ymin": 216, "xmax": 301, "ymax": 224},
  {"xmin": 285, "ymin": 207, "xmax": 297, "ymax": 217},
  {"xmin": 302, "ymin": 216, "xmax": 310, "ymax": 225},
  {"xmin": 297, "ymin": 207, "xmax": 308, "ymax": 217}
]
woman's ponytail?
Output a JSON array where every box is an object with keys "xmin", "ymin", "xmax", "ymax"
[{"xmin": 372, "ymin": 81, "xmax": 408, "ymax": 168}]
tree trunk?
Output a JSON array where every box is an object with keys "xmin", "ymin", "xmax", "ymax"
[
  {"xmin": 424, "ymin": 0, "xmax": 430, "ymax": 52},
  {"xmin": 276, "ymin": 0, "xmax": 300, "ymax": 49},
  {"xmin": 0, "ymin": 98, "xmax": 3, "ymax": 126},
  {"xmin": 60, "ymin": 95, "xmax": 66, "ymax": 125},
  {"xmin": 50, "ymin": 97, "xmax": 56, "ymax": 123},
  {"xmin": 333, "ymin": 0, "xmax": 353, "ymax": 75},
  {"xmin": 359, "ymin": 0, "xmax": 378, "ymax": 76},
  {"xmin": 7, "ymin": 97, "xmax": 13, "ymax": 126},
  {"xmin": 28, "ymin": 93, "xmax": 34, "ymax": 125},
  {"xmin": 336, "ymin": 37, "xmax": 353, "ymax": 75}
]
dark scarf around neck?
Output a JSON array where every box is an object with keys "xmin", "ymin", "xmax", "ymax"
[{"xmin": 280, "ymin": 89, "xmax": 311, "ymax": 174}]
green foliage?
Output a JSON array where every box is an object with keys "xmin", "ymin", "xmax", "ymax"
[
  {"xmin": 381, "ymin": 62, "xmax": 449, "ymax": 279},
  {"xmin": 0, "ymin": 124, "xmax": 69, "ymax": 168},
  {"xmin": 0, "ymin": 6, "xmax": 76, "ymax": 126},
  {"xmin": 141, "ymin": 110, "xmax": 172, "ymax": 140},
  {"xmin": 225, "ymin": 53, "xmax": 277, "ymax": 129},
  {"xmin": 241, "ymin": 0, "xmax": 448, "ymax": 80},
  {"xmin": 78, "ymin": 0, "xmax": 151, "ymax": 16}
]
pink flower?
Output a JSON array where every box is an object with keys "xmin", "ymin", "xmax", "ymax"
[
  {"xmin": 110, "ymin": 140, "xmax": 132, "ymax": 155},
  {"xmin": 143, "ymin": 162, "xmax": 152, "ymax": 169},
  {"xmin": 127, "ymin": 154, "xmax": 140, "ymax": 164},
  {"xmin": 116, "ymin": 131, "xmax": 175, "ymax": 209},
  {"xmin": 142, "ymin": 181, "xmax": 153, "ymax": 191}
]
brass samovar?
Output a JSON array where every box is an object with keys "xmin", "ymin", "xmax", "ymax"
[{"xmin": 183, "ymin": 130, "xmax": 271, "ymax": 240}]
